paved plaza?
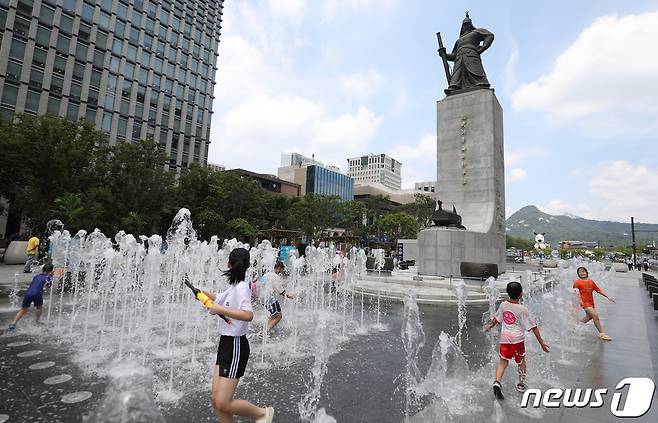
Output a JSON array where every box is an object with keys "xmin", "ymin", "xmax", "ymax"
[{"xmin": 0, "ymin": 264, "xmax": 657, "ymax": 422}]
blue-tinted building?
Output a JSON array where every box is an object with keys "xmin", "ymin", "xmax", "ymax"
[{"xmin": 305, "ymin": 165, "xmax": 354, "ymax": 201}]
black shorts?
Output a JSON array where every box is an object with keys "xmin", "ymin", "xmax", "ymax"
[
  {"xmin": 266, "ymin": 300, "xmax": 282, "ymax": 316},
  {"xmin": 216, "ymin": 335, "xmax": 250, "ymax": 379}
]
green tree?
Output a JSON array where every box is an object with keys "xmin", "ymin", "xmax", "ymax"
[
  {"xmin": 53, "ymin": 193, "xmax": 85, "ymax": 229},
  {"xmin": 506, "ymin": 235, "xmax": 534, "ymax": 250},
  {"xmin": 120, "ymin": 211, "xmax": 146, "ymax": 234},
  {"xmin": 226, "ymin": 218, "xmax": 258, "ymax": 241},
  {"xmin": 363, "ymin": 194, "xmax": 391, "ymax": 225},
  {"xmin": 0, "ymin": 115, "xmax": 107, "ymax": 231},
  {"xmin": 288, "ymin": 194, "xmax": 340, "ymax": 240},
  {"xmin": 97, "ymin": 139, "xmax": 175, "ymax": 233},
  {"xmin": 195, "ymin": 210, "xmax": 226, "ymax": 240},
  {"xmin": 376, "ymin": 212, "xmax": 419, "ymax": 241},
  {"xmin": 398, "ymin": 194, "xmax": 435, "ymax": 229},
  {"xmin": 337, "ymin": 200, "xmax": 367, "ymax": 236}
]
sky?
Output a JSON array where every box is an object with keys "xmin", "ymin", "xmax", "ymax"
[{"xmin": 206, "ymin": 0, "xmax": 658, "ymax": 224}]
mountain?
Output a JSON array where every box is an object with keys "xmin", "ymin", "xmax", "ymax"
[{"xmin": 506, "ymin": 206, "xmax": 658, "ymax": 247}]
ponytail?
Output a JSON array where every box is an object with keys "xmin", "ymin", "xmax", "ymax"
[{"xmin": 223, "ymin": 247, "xmax": 250, "ymax": 285}]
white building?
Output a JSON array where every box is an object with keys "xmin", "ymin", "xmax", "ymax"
[
  {"xmin": 206, "ymin": 162, "xmax": 226, "ymax": 172},
  {"xmin": 414, "ymin": 181, "xmax": 436, "ymax": 193},
  {"xmin": 347, "ymin": 154, "xmax": 402, "ymax": 191}
]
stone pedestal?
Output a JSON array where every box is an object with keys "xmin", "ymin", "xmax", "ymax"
[{"xmin": 418, "ymin": 89, "xmax": 506, "ymax": 276}]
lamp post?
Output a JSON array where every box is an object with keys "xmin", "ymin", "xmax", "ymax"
[{"xmin": 631, "ymin": 216, "xmax": 637, "ymax": 268}]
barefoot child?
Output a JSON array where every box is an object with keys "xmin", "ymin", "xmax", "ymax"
[
  {"xmin": 485, "ymin": 281, "xmax": 550, "ymax": 400},
  {"xmin": 9, "ymin": 263, "xmax": 54, "ymax": 330},
  {"xmin": 201, "ymin": 248, "xmax": 274, "ymax": 423},
  {"xmin": 263, "ymin": 261, "xmax": 296, "ymax": 332},
  {"xmin": 573, "ymin": 266, "xmax": 615, "ymax": 341}
]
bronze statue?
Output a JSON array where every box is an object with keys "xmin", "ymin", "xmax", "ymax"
[
  {"xmin": 437, "ymin": 13, "xmax": 494, "ymax": 95},
  {"xmin": 432, "ymin": 200, "xmax": 466, "ymax": 229}
]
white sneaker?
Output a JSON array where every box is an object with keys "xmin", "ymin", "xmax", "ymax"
[{"xmin": 256, "ymin": 406, "xmax": 274, "ymax": 423}]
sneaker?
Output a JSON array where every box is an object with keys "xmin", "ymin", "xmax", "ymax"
[
  {"xmin": 256, "ymin": 406, "xmax": 274, "ymax": 423},
  {"xmin": 599, "ymin": 333, "xmax": 613, "ymax": 341},
  {"xmin": 8, "ymin": 324, "xmax": 16, "ymax": 331},
  {"xmin": 493, "ymin": 381, "xmax": 504, "ymax": 400},
  {"xmin": 516, "ymin": 383, "xmax": 527, "ymax": 393}
]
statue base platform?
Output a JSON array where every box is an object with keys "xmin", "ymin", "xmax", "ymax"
[{"xmin": 417, "ymin": 227, "xmax": 505, "ymax": 277}]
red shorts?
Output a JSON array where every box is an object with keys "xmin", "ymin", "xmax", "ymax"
[{"xmin": 500, "ymin": 342, "xmax": 525, "ymax": 364}]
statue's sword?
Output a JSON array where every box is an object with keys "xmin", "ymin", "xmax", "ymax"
[{"xmin": 436, "ymin": 32, "xmax": 451, "ymax": 84}]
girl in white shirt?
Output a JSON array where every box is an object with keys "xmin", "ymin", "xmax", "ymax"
[{"xmin": 202, "ymin": 247, "xmax": 274, "ymax": 423}]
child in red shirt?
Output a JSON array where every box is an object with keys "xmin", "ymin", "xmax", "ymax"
[
  {"xmin": 573, "ymin": 266, "xmax": 615, "ymax": 341},
  {"xmin": 485, "ymin": 281, "xmax": 550, "ymax": 400}
]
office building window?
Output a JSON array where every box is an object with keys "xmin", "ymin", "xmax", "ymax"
[
  {"xmin": 1, "ymin": 84, "xmax": 19, "ymax": 106},
  {"xmin": 25, "ymin": 90, "xmax": 40, "ymax": 113}
]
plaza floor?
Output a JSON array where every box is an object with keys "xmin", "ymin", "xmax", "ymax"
[{"xmin": 0, "ymin": 265, "xmax": 656, "ymax": 422}]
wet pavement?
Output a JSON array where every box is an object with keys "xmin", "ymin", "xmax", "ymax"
[{"xmin": 0, "ymin": 270, "xmax": 657, "ymax": 422}]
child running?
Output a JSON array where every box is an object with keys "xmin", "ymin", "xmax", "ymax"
[
  {"xmin": 9, "ymin": 263, "xmax": 54, "ymax": 330},
  {"xmin": 485, "ymin": 281, "xmax": 550, "ymax": 400},
  {"xmin": 573, "ymin": 266, "xmax": 615, "ymax": 341},
  {"xmin": 263, "ymin": 261, "xmax": 296, "ymax": 332},
  {"xmin": 201, "ymin": 248, "xmax": 274, "ymax": 423}
]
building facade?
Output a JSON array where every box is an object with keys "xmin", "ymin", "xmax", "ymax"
[
  {"xmin": 347, "ymin": 154, "xmax": 402, "ymax": 190},
  {"xmin": 206, "ymin": 161, "xmax": 225, "ymax": 172},
  {"xmin": 0, "ymin": 0, "xmax": 223, "ymax": 170},
  {"xmin": 414, "ymin": 181, "xmax": 436, "ymax": 193},
  {"xmin": 305, "ymin": 165, "xmax": 354, "ymax": 201},
  {"xmin": 229, "ymin": 168, "xmax": 300, "ymax": 198}
]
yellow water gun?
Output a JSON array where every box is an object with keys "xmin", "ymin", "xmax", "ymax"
[{"xmin": 184, "ymin": 277, "xmax": 231, "ymax": 325}]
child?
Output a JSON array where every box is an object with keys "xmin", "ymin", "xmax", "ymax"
[
  {"xmin": 573, "ymin": 266, "xmax": 615, "ymax": 341},
  {"xmin": 10, "ymin": 262, "xmax": 54, "ymax": 329},
  {"xmin": 263, "ymin": 261, "xmax": 296, "ymax": 332},
  {"xmin": 485, "ymin": 281, "xmax": 550, "ymax": 400},
  {"xmin": 201, "ymin": 248, "xmax": 274, "ymax": 423}
]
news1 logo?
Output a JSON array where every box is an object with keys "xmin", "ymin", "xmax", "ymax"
[{"xmin": 521, "ymin": 378, "xmax": 656, "ymax": 417}]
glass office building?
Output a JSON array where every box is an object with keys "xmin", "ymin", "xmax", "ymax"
[
  {"xmin": 306, "ymin": 165, "xmax": 354, "ymax": 202},
  {"xmin": 0, "ymin": 0, "xmax": 223, "ymax": 169}
]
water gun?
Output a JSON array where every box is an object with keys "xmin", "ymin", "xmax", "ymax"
[{"xmin": 184, "ymin": 277, "xmax": 231, "ymax": 325}]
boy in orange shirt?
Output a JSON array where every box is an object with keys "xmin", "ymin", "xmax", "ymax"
[{"xmin": 573, "ymin": 266, "xmax": 615, "ymax": 341}]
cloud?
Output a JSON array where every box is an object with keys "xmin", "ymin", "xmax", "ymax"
[
  {"xmin": 588, "ymin": 160, "xmax": 658, "ymax": 222},
  {"xmin": 386, "ymin": 134, "xmax": 436, "ymax": 189},
  {"xmin": 539, "ymin": 199, "xmax": 573, "ymax": 215},
  {"xmin": 267, "ymin": 0, "xmax": 307, "ymax": 24},
  {"xmin": 508, "ymin": 168, "xmax": 527, "ymax": 182},
  {"xmin": 505, "ymin": 146, "xmax": 545, "ymax": 166},
  {"xmin": 387, "ymin": 134, "xmax": 435, "ymax": 165},
  {"xmin": 338, "ymin": 69, "xmax": 385, "ymax": 100},
  {"xmin": 208, "ymin": 1, "xmax": 388, "ymax": 175},
  {"xmin": 322, "ymin": 0, "xmax": 399, "ymax": 22},
  {"xmin": 505, "ymin": 207, "xmax": 513, "ymax": 218},
  {"xmin": 512, "ymin": 12, "xmax": 658, "ymax": 138},
  {"xmin": 220, "ymin": 94, "xmax": 326, "ymax": 139}
]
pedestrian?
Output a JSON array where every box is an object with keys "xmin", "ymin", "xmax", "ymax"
[
  {"xmin": 200, "ymin": 248, "xmax": 274, "ymax": 423},
  {"xmin": 9, "ymin": 262, "xmax": 54, "ymax": 330},
  {"xmin": 24, "ymin": 232, "xmax": 40, "ymax": 273},
  {"xmin": 484, "ymin": 281, "xmax": 550, "ymax": 400},
  {"xmin": 262, "ymin": 261, "xmax": 296, "ymax": 332},
  {"xmin": 573, "ymin": 266, "xmax": 615, "ymax": 341}
]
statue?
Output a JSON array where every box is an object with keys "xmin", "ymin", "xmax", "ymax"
[
  {"xmin": 431, "ymin": 200, "xmax": 466, "ymax": 229},
  {"xmin": 437, "ymin": 12, "xmax": 494, "ymax": 95}
]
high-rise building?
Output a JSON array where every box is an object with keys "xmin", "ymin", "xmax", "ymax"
[
  {"xmin": 347, "ymin": 154, "xmax": 402, "ymax": 190},
  {"xmin": 0, "ymin": 0, "xmax": 223, "ymax": 170},
  {"xmin": 278, "ymin": 153, "xmax": 354, "ymax": 201}
]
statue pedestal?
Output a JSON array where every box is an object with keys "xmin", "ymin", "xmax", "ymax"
[
  {"xmin": 418, "ymin": 89, "xmax": 506, "ymax": 276},
  {"xmin": 418, "ymin": 228, "xmax": 504, "ymax": 276}
]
